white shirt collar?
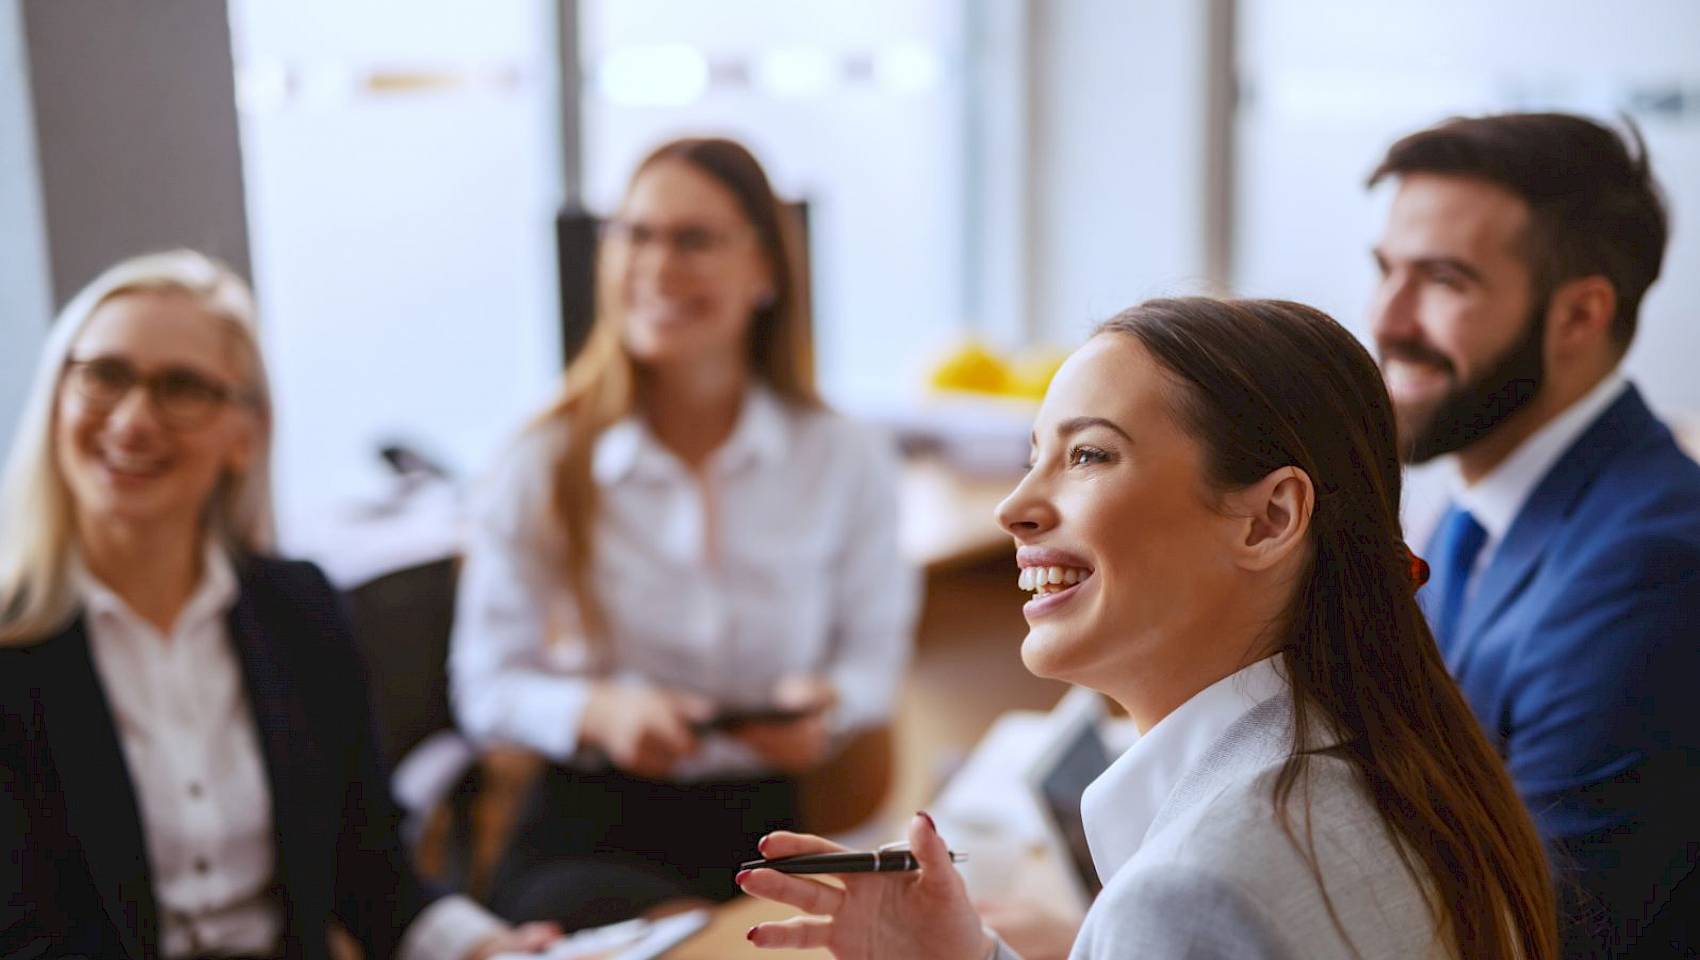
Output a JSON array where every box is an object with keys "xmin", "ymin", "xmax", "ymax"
[
  {"xmin": 591, "ymin": 383, "xmax": 791, "ymax": 484},
  {"xmin": 1453, "ymin": 371, "xmax": 1629, "ymax": 542},
  {"xmin": 1079, "ymin": 655, "xmax": 1288, "ymax": 885},
  {"xmin": 75, "ymin": 538, "xmax": 239, "ymax": 636}
]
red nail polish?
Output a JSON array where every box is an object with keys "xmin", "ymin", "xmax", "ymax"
[
  {"xmin": 746, "ymin": 926, "xmax": 759, "ymax": 942},
  {"xmin": 917, "ymin": 810, "xmax": 936, "ymax": 830},
  {"xmin": 758, "ymin": 834, "xmax": 771, "ymax": 854},
  {"xmin": 735, "ymin": 870, "xmax": 751, "ymax": 885}
]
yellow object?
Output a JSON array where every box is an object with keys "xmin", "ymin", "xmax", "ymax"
[
  {"xmin": 928, "ymin": 342, "xmax": 1015, "ymax": 395},
  {"xmin": 1008, "ymin": 346, "xmax": 1068, "ymax": 399},
  {"xmin": 928, "ymin": 341, "xmax": 1066, "ymax": 399}
]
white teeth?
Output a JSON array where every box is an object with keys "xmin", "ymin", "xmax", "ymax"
[
  {"xmin": 1017, "ymin": 565, "xmax": 1092, "ymax": 594},
  {"xmin": 102, "ymin": 452, "xmax": 165, "ymax": 473}
]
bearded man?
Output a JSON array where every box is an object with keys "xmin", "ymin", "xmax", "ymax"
[{"xmin": 1368, "ymin": 113, "xmax": 1700, "ymax": 960}]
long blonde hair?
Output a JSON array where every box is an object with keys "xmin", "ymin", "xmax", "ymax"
[
  {"xmin": 0, "ymin": 249, "xmax": 275, "ymax": 645},
  {"xmin": 536, "ymin": 137, "xmax": 816, "ymax": 649}
]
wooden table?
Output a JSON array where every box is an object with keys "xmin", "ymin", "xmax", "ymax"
[
  {"xmin": 898, "ymin": 457, "xmax": 1021, "ymax": 573},
  {"xmin": 666, "ymin": 896, "xmax": 826, "ymax": 959}
]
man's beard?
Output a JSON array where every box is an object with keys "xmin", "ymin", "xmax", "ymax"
[{"xmin": 1387, "ymin": 303, "xmax": 1547, "ymax": 464}]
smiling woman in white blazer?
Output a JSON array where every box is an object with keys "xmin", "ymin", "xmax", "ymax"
[{"xmin": 737, "ymin": 298, "xmax": 1560, "ymax": 960}]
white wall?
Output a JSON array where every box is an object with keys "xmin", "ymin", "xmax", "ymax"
[
  {"xmin": 0, "ymin": 0, "xmax": 51, "ymax": 460},
  {"xmin": 230, "ymin": 0, "xmax": 564, "ymax": 542},
  {"xmin": 1235, "ymin": 0, "xmax": 1700, "ymax": 418},
  {"xmin": 1026, "ymin": 0, "xmax": 1213, "ymax": 346}
]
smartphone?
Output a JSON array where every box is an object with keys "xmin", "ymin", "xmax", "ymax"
[{"xmin": 696, "ymin": 705, "xmax": 818, "ymax": 733}]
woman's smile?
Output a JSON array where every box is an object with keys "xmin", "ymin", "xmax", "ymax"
[{"xmin": 1016, "ymin": 546, "xmax": 1096, "ymax": 619}]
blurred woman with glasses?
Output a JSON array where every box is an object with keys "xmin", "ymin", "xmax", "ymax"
[
  {"xmin": 0, "ymin": 250, "xmax": 559, "ymax": 960},
  {"xmin": 449, "ymin": 137, "xmax": 919, "ymax": 928}
]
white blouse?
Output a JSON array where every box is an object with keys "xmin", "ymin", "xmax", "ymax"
[
  {"xmin": 83, "ymin": 546, "xmax": 278, "ymax": 959},
  {"xmin": 1077, "ymin": 656, "xmax": 1289, "ymax": 880},
  {"xmin": 81, "ymin": 545, "xmax": 500, "ymax": 960},
  {"xmin": 450, "ymin": 386, "xmax": 920, "ymax": 780},
  {"xmin": 991, "ymin": 658, "xmax": 1448, "ymax": 958}
]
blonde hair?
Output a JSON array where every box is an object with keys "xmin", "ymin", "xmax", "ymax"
[
  {"xmin": 0, "ymin": 249, "xmax": 275, "ymax": 645},
  {"xmin": 536, "ymin": 137, "xmax": 816, "ymax": 653}
]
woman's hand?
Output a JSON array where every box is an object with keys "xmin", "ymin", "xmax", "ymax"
[
  {"xmin": 737, "ymin": 812, "xmax": 994, "ymax": 960},
  {"xmin": 581, "ymin": 681, "xmax": 713, "ymax": 780},
  {"xmin": 734, "ymin": 675, "xmax": 837, "ymax": 774},
  {"xmin": 466, "ymin": 920, "xmax": 562, "ymax": 959}
]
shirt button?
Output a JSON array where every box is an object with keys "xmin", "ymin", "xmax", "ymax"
[
  {"xmin": 188, "ymin": 782, "xmax": 203, "ymax": 799},
  {"xmin": 194, "ymin": 857, "xmax": 210, "ymax": 874}
]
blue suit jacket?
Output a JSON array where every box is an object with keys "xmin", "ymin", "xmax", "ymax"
[
  {"xmin": 1, "ymin": 557, "xmax": 434, "ymax": 960},
  {"xmin": 1423, "ymin": 386, "xmax": 1700, "ymax": 959}
]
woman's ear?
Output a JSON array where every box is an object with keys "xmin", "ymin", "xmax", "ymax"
[{"xmin": 1227, "ymin": 466, "xmax": 1313, "ymax": 572}]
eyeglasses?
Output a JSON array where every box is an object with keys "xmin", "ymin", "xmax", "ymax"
[
  {"xmin": 62, "ymin": 356, "xmax": 249, "ymax": 430},
  {"xmin": 602, "ymin": 217, "xmax": 750, "ymax": 260}
]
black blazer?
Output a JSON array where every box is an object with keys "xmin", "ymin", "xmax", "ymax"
[{"xmin": 1, "ymin": 557, "xmax": 434, "ymax": 960}]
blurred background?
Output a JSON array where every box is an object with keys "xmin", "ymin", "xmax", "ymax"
[
  {"xmin": 5, "ymin": 0, "xmax": 1699, "ymax": 537},
  {"xmin": 7, "ymin": 3, "xmax": 1700, "ymax": 945}
]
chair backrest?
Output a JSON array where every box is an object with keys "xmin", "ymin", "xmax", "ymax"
[
  {"xmin": 342, "ymin": 557, "xmax": 459, "ymax": 771},
  {"xmin": 797, "ymin": 726, "xmax": 894, "ymax": 836}
]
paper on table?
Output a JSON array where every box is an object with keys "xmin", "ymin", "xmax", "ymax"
[
  {"xmin": 612, "ymin": 910, "xmax": 711, "ymax": 959},
  {"xmin": 488, "ymin": 909, "xmax": 711, "ymax": 960}
]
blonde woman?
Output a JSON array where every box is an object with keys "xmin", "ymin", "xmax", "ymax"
[
  {"xmin": 0, "ymin": 251, "xmax": 559, "ymax": 959},
  {"xmin": 450, "ymin": 138, "xmax": 919, "ymax": 928}
]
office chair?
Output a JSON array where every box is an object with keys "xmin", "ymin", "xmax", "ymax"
[{"xmin": 343, "ymin": 558, "xmax": 495, "ymax": 890}]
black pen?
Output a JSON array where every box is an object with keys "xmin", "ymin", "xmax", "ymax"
[{"xmin": 740, "ymin": 846, "xmax": 968, "ymax": 875}]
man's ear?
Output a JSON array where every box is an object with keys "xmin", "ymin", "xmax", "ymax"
[
  {"xmin": 1226, "ymin": 466, "xmax": 1313, "ymax": 573},
  {"xmin": 1546, "ymin": 275, "xmax": 1616, "ymax": 355}
]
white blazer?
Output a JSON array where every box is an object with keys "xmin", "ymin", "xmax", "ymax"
[{"xmin": 996, "ymin": 674, "xmax": 1452, "ymax": 959}]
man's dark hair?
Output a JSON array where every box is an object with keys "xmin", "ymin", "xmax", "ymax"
[{"xmin": 1368, "ymin": 113, "xmax": 1668, "ymax": 347}]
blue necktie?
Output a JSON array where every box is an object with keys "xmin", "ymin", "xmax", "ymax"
[{"xmin": 1427, "ymin": 506, "xmax": 1488, "ymax": 653}]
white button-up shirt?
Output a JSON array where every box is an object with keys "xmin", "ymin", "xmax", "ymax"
[
  {"xmin": 83, "ymin": 545, "xmax": 280, "ymax": 959},
  {"xmin": 81, "ymin": 545, "xmax": 501, "ymax": 960},
  {"xmin": 1453, "ymin": 371, "xmax": 1629, "ymax": 578},
  {"xmin": 996, "ymin": 658, "xmax": 1444, "ymax": 958},
  {"xmin": 450, "ymin": 386, "xmax": 919, "ymax": 780},
  {"xmin": 1079, "ymin": 656, "xmax": 1289, "ymax": 882}
]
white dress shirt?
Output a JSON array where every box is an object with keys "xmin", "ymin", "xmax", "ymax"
[
  {"xmin": 1453, "ymin": 371, "xmax": 1629, "ymax": 576},
  {"xmin": 1079, "ymin": 656, "xmax": 1289, "ymax": 882},
  {"xmin": 992, "ymin": 657, "xmax": 1448, "ymax": 958},
  {"xmin": 450, "ymin": 385, "xmax": 919, "ymax": 780},
  {"xmin": 81, "ymin": 544, "xmax": 502, "ymax": 960}
]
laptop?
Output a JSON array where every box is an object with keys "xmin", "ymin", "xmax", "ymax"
[{"xmin": 1023, "ymin": 686, "xmax": 1113, "ymax": 911}]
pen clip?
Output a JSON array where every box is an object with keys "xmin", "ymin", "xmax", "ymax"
[
  {"xmin": 874, "ymin": 840, "xmax": 910, "ymax": 871},
  {"xmin": 872, "ymin": 839, "xmax": 968, "ymax": 867}
]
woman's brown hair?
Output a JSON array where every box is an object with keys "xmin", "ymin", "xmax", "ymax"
[
  {"xmin": 535, "ymin": 137, "xmax": 817, "ymax": 651},
  {"xmin": 1099, "ymin": 298, "xmax": 1557, "ymax": 960}
]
